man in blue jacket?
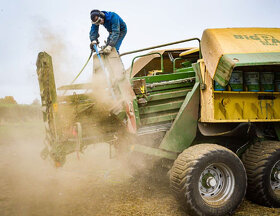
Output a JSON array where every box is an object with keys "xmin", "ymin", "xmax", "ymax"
[{"xmin": 89, "ymin": 10, "xmax": 127, "ymax": 54}]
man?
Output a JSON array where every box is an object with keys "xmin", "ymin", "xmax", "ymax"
[{"xmin": 89, "ymin": 10, "xmax": 127, "ymax": 54}]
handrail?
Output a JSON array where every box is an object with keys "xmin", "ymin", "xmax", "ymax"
[
  {"xmin": 120, "ymin": 37, "xmax": 201, "ymax": 58},
  {"xmin": 130, "ymin": 52, "xmax": 163, "ymax": 79},
  {"xmin": 172, "ymin": 57, "xmax": 183, "ymax": 73}
]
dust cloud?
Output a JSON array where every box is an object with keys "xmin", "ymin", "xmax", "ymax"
[
  {"xmin": 1, "ymin": 123, "xmax": 279, "ymax": 216},
  {"xmin": 0, "ymin": 117, "xmax": 279, "ymax": 216},
  {"xmin": 0, "ymin": 121, "xmax": 182, "ymax": 216},
  {"xmin": 90, "ymin": 72, "xmax": 116, "ymax": 111},
  {"xmin": 1, "ymin": 115, "xmax": 279, "ymax": 215},
  {"xmin": 34, "ymin": 19, "xmax": 74, "ymax": 86}
]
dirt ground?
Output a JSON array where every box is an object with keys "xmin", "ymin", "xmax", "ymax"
[{"xmin": 0, "ymin": 121, "xmax": 279, "ymax": 216}]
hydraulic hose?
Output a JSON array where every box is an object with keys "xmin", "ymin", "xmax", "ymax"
[
  {"xmin": 62, "ymin": 50, "xmax": 93, "ymax": 95},
  {"xmin": 62, "ymin": 45, "xmax": 116, "ymax": 101}
]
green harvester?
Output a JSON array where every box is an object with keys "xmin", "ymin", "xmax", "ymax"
[{"xmin": 36, "ymin": 28, "xmax": 280, "ymax": 216}]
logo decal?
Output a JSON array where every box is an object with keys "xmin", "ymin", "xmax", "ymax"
[{"xmin": 233, "ymin": 34, "xmax": 280, "ymax": 46}]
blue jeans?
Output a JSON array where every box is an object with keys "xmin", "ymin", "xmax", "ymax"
[{"xmin": 109, "ymin": 30, "xmax": 127, "ymax": 52}]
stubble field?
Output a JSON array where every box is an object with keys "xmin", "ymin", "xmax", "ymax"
[{"xmin": 0, "ymin": 120, "xmax": 279, "ymax": 216}]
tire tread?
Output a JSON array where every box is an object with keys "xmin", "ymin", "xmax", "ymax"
[
  {"xmin": 170, "ymin": 144, "xmax": 246, "ymax": 216},
  {"xmin": 242, "ymin": 141, "xmax": 280, "ymax": 207}
]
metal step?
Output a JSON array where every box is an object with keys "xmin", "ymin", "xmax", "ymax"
[
  {"xmin": 141, "ymin": 110, "xmax": 178, "ymax": 125},
  {"xmin": 146, "ymin": 88, "xmax": 190, "ymax": 101},
  {"xmin": 139, "ymin": 100, "xmax": 183, "ymax": 114},
  {"xmin": 137, "ymin": 123, "xmax": 172, "ymax": 135},
  {"xmin": 146, "ymin": 77, "xmax": 195, "ymax": 88}
]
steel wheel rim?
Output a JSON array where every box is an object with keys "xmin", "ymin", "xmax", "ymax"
[
  {"xmin": 270, "ymin": 160, "xmax": 280, "ymax": 196},
  {"xmin": 198, "ymin": 163, "xmax": 235, "ymax": 205}
]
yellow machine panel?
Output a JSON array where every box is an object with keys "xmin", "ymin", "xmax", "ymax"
[
  {"xmin": 200, "ymin": 60, "xmax": 280, "ymax": 123},
  {"xmin": 213, "ymin": 92, "xmax": 280, "ymax": 122},
  {"xmin": 200, "ymin": 28, "xmax": 280, "ymax": 123},
  {"xmin": 201, "ymin": 28, "xmax": 280, "ymax": 80}
]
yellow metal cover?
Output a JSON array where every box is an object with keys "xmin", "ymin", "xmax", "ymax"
[
  {"xmin": 201, "ymin": 28, "xmax": 280, "ymax": 80},
  {"xmin": 179, "ymin": 48, "xmax": 199, "ymax": 57}
]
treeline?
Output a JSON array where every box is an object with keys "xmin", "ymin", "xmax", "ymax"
[
  {"xmin": 0, "ymin": 96, "xmax": 42, "ymax": 122},
  {"xmin": 0, "ymin": 104, "xmax": 42, "ymax": 122},
  {"xmin": 0, "ymin": 96, "xmax": 18, "ymax": 105}
]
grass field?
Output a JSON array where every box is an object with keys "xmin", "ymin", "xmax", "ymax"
[
  {"xmin": 0, "ymin": 104, "xmax": 41, "ymax": 123},
  {"xmin": 0, "ymin": 121, "xmax": 279, "ymax": 216}
]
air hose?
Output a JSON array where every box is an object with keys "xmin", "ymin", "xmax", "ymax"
[
  {"xmin": 63, "ymin": 45, "xmax": 116, "ymax": 101},
  {"xmin": 62, "ymin": 50, "xmax": 93, "ymax": 95}
]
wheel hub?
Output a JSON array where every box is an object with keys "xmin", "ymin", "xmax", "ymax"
[
  {"xmin": 199, "ymin": 168, "xmax": 221, "ymax": 195},
  {"xmin": 274, "ymin": 171, "xmax": 280, "ymax": 181},
  {"xmin": 207, "ymin": 177, "xmax": 217, "ymax": 187},
  {"xmin": 271, "ymin": 160, "xmax": 280, "ymax": 191},
  {"xmin": 198, "ymin": 163, "xmax": 235, "ymax": 204}
]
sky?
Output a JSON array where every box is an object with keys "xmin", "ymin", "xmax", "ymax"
[{"xmin": 0, "ymin": 0, "xmax": 280, "ymax": 104}]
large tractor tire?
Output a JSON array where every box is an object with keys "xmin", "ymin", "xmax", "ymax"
[
  {"xmin": 170, "ymin": 144, "xmax": 247, "ymax": 216},
  {"xmin": 242, "ymin": 141, "xmax": 280, "ymax": 207}
]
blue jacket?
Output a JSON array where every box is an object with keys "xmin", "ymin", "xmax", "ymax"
[{"xmin": 89, "ymin": 11, "xmax": 127, "ymax": 47}]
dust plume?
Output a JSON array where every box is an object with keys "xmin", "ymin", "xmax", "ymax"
[
  {"xmin": 33, "ymin": 18, "xmax": 73, "ymax": 86},
  {"xmin": 1, "ymin": 122, "xmax": 277, "ymax": 216},
  {"xmin": 0, "ymin": 51, "xmax": 174, "ymax": 215},
  {"xmin": 0, "ymin": 121, "xmax": 180, "ymax": 216}
]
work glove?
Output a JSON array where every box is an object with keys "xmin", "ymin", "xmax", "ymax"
[
  {"xmin": 90, "ymin": 40, "xmax": 99, "ymax": 51},
  {"xmin": 102, "ymin": 45, "xmax": 112, "ymax": 55}
]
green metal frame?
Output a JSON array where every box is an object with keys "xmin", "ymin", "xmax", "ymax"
[
  {"xmin": 159, "ymin": 82, "xmax": 200, "ymax": 152},
  {"xmin": 132, "ymin": 71, "xmax": 190, "ymax": 83},
  {"xmin": 133, "ymin": 99, "xmax": 141, "ymax": 127},
  {"xmin": 173, "ymin": 57, "xmax": 182, "ymax": 73},
  {"xmin": 144, "ymin": 88, "xmax": 191, "ymax": 101},
  {"xmin": 120, "ymin": 38, "xmax": 201, "ymax": 58},
  {"xmin": 130, "ymin": 144, "xmax": 177, "ymax": 160}
]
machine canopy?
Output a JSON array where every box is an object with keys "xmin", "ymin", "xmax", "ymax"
[{"xmin": 201, "ymin": 28, "xmax": 280, "ymax": 86}]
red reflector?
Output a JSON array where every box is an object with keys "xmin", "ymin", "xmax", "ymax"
[{"xmin": 72, "ymin": 128, "xmax": 77, "ymax": 136}]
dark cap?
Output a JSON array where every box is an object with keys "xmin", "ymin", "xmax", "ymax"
[{"xmin": 90, "ymin": 9, "xmax": 105, "ymax": 21}]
